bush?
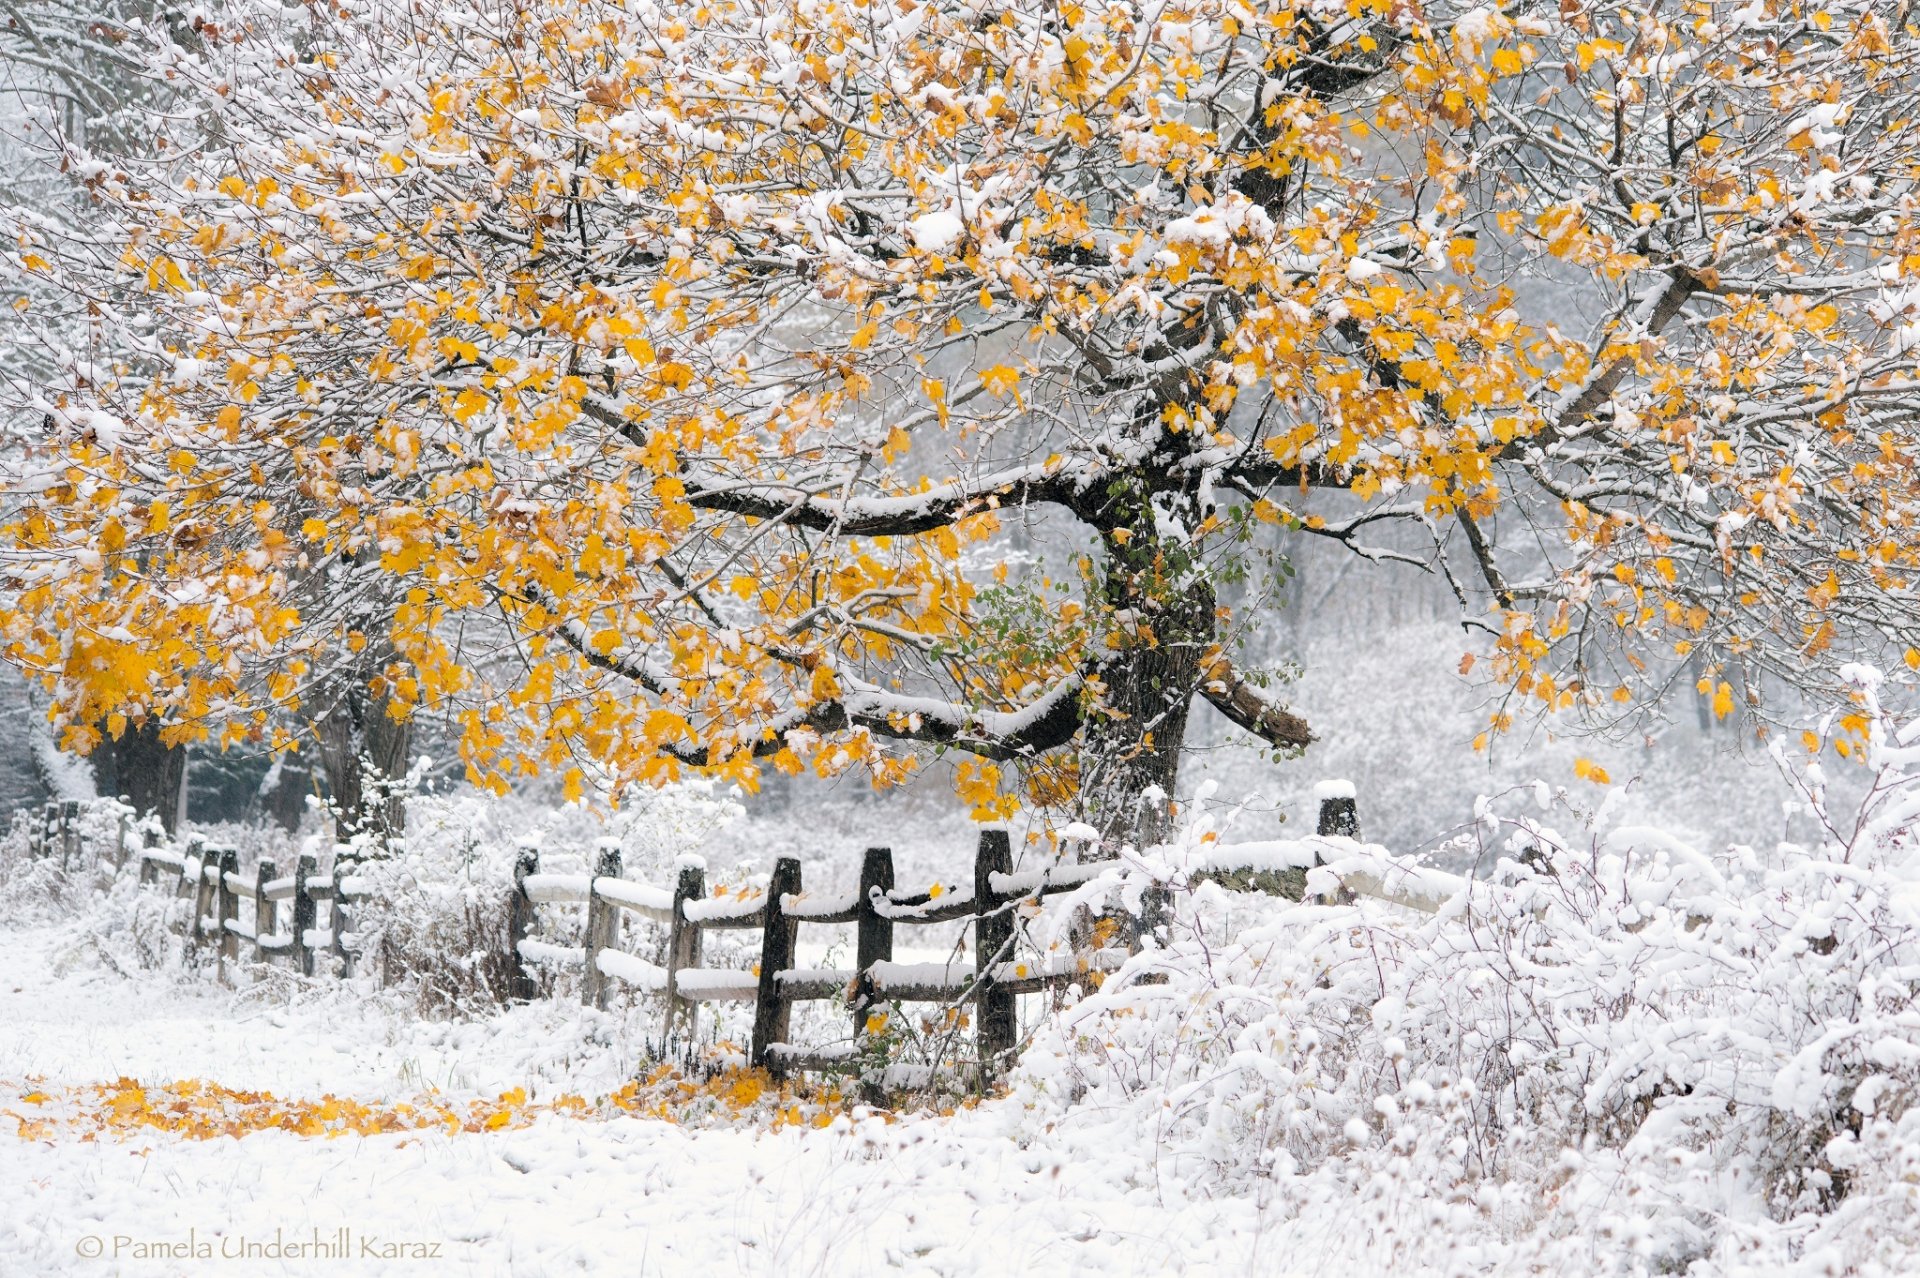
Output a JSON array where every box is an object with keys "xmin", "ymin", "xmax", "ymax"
[{"xmin": 1012, "ymin": 666, "xmax": 1920, "ymax": 1275}]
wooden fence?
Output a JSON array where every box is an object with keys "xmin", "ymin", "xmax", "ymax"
[
  {"xmin": 22, "ymin": 798, "xmax": 370, "ymax": 985},
  {"xmin": 506, "ymin": 829, "xmax": 1135, "ymax": 1079},
  {"xmin": 16, "ymin": 791, "xmax": 1471, "ymax": 1082}
]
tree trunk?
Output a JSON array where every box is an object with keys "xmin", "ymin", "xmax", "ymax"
[
  {"xmin": 1078, "ymin": 482, "xmax": 1218, "ymax": 848},
  {"xmin": 316, "ymin": 685, "xmax": 410, "ymax": 854},
  {"xmin": 91, "ymin": 719, "xmax": 187, "ymax": 835}
]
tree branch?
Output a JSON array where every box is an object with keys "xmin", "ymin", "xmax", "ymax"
[
  {"xmin": 681, "ymin": 464, "xmax": 1091, "ymax": 535},
  {"xmin": 1199, "ymin": 657, "xmax": 1313, "ymax": 749}
]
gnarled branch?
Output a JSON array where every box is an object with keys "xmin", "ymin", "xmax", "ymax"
[{"xmin": 1200, "ymin": 657, "xmax": 1313, "ymax": 749}]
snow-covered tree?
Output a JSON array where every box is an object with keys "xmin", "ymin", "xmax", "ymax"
[
  {"xmin": 5, "ymin": 0, "xmax": 1920, "ymax": 843},
  {"xmin": 0, "ymin": 2, "xmax": 201, "ymax": 828}
]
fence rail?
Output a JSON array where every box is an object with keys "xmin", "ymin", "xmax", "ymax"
[{"xmin": 15, "ymin": 791, "xmax": 1477, "ymax": 1081}]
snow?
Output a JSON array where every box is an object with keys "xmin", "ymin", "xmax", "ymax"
[
  {"xmin": 683, "ymin": 892, "xmax": 765, "ymax": 923},
  {"xmin": 906, "ymin": 210, "xmax": 964, "ymax": 253},
  {"xmin": 0, "ymin": 927, "xmax": 1270, "ymax": 1275},
  {"xmin": 515, "ymin": 938, "xmax": 584, "ymax": 967},
  {"xmin": 1453, "ymin": 5, "xmax": 1500, "ymax": 41},
  {"xmin": 12, "ymin": 717, "xmax": 1920, "ymax": 1277},
  {"xmin": 27, "ymin": 729, "xmax": 96, "ymax": 804},
  {"xmin": 866, "ymin": 959, "xmax": 970, "ymax": 991},
  {"xmin": 594, "ymin": 946, "xmax": 666, "ymax": 990},
  {"xmin": 874, "ymin": 884, "xmax": 973, "ymax": 918},
  {"xmin": 782, "ymin": 889, "xmax": 859, "ymax": 919},
  {"xmin": 674, "ymin": 968, "xmax": 760, "ymax": 999},
  {"xmin": 520, "ymin": 872, "xmax": 590, "ymax": 904},
  {"xmin": 590, "ymin": 875, "xmax": 674, "ymax": 920}
]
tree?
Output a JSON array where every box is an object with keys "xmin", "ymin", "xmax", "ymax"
[
  {"xmin": 2, "ymin": 0, "xmax": 198, "ymax": 829},
  {"xmin": 5, "ymin": 0, "xmax": 1920, "ymax": 846}
]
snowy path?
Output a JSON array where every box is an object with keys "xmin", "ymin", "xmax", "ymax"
[{"xmin": 0, "ymin": 922, "xmax": 1280, "ymax": 1276}]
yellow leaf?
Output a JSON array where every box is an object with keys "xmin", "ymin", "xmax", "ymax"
[
  {"xmin": 809, "ymin": 664, "xmax": 840, "ymax": 703},
  {"xmin": 1574, "ymin": 757, "xmax": 1611, "ymax": 785},
  {"xmin": 979, "ymin": 364, "xmax": 1021, "ymax": 398},
  {"xmin": 451, "ymin": 388, "xmax": 489, "ymax": 422}
]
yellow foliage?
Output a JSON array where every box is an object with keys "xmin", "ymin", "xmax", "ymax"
[{"xmin": 6, "ymin": 0, "xmax": 1917, "ymax": 822}]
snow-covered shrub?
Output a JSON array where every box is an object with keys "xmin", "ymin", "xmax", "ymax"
[
  {"xmin": 347, "ymin": 782, "xmax": 743, "ymax": 1015},
  {"xmin": 1012, "ymin": 668, "xmax": 1920, "ymax": 1275},
  {"xmin": 344, "ymin": 794, "xmax": 523, "ymax": 1013},
  {"xmin": 0, "ymin": 808, "xmax": 79, "ymax": 921}
]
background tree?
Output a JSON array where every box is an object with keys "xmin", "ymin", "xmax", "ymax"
[
  {"xmin": 1, "ymin": 0, "xmax": 198, "ymax": 828},
  {"xmin": 5, "ymin": 0, "xmax": 1920, "ymax": 846}
]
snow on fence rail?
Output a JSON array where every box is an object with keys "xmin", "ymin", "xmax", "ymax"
[{"xmin": 18, "ymin": 790, "xmax": 1477, "ymax": 1078}]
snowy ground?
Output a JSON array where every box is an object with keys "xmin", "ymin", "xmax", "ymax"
[
  {"xmin": 14, "ymin": 725, "xmax": 1920, "ymax": 1278},
  {"xmin": 1, "ymin": 919, "xmax": 1275, "ymax": 1277}
]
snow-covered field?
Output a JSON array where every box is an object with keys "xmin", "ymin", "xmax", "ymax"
[{"xmin": 0, "ymin": 915, "xmax": 1269, "ymax": 1277}]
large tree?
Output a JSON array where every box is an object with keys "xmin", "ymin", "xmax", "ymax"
[{"xmin": 5, "ymin": 0, "xmax": 1920, "ymax": 844}]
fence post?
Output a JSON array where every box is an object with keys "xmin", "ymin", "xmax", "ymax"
[
  {"xmin": 39, "ymin": 802, "xmax": 56, "ymax": 859},
  {"xmin": 1316, "ymin": 787, "xmax": 1359, "ymax": 838},
  {"xmin": 330, "ymin": 862, "xmax": 353, "ymax": 977},
  {"xmin": 750, "ymin": 856, "xmax": 802, "ymax": 1075},
  {"xmin": 293, "ymin": 853, "xmax": 319, "ymax": 978},
  {"xmin": 60, "ymin": 799, "xmax": 81, "ymax": 870},
  {"xmin": 851, "ymin": 846, "xmax": 895, "ymax": 1040},
  {"xmin": 1313, "ymin": 784, "xmax": 1360, "ymax": 905},
  {"xmin": 665, "ymin": 856, "xmax": 706, "ymax": 1039},
  {"xmin": 186, "ymin": 836, "xmax": 214, "ymax": 947},
  {"xmin": 113, "ymin": 809, "xmax": 130, "ymax": 872},
  {"xmin": 507, "ymin": 847, "xmax": 539, "ymax": 1002},
  {"xmin": 254, "ymin": 858, "xmax": 277, "ymax": 967},
  {"xmin": 974, "ymin": 829, "xmax": 1017, "ymax": 1083},
  {"xmin": 216, "ymin": 848, "xmax": 241, "ymax": 980},
  {"xmin": 581, "ymin": 842, "xmax": 622, "ymax": 1010}
]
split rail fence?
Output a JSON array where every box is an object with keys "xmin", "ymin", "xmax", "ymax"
[
  {"xmin": 25, "ymin": 798, "xmax": 369, "ymax": 983},
  {"xmin": 506, "ymin": 829, "xmax": 1129, "ymax": 1078},
  {"xmin": 18, "ymin": 789, "xmax": 1476, "ymax": 1080}
]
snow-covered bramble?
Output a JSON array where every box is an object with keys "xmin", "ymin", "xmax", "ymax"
[{"xmin": 1012, "ymin": 672, "xmax": 1920, "ymax": 1274}]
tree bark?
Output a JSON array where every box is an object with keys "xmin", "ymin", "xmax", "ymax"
[
  {"xmin": 1077, "ymin": 481, "xmax": 1218, "ymax": 848},
  {"xmin": 315, "ymin": 683, "xmax": 410, "ymax": 854},
  {"xmin": 91, "ymin": 719, "xmax": 187, "ymax": 836}
]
